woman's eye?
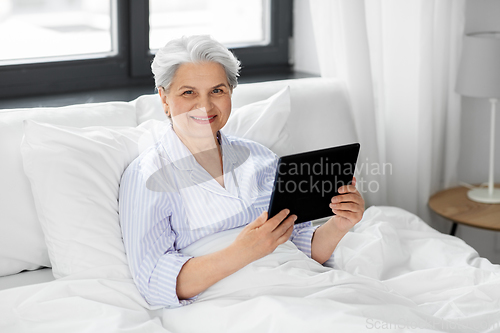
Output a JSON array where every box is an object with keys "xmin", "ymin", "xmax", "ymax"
[
  {"xmin": 213, "ymin": 88, "xmax": 223, "ymax": 94},
  {"xmin": 182, "ymin": 90, "xmax": 193, "ymax": 95}
]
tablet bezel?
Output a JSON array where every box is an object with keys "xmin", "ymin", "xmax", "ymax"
[{"xmin": 268, "ymin": 143, "xmax": 360, "ymax": 224}]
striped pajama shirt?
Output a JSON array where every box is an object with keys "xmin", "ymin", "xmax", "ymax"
[{"xmin": 119, "ymin": 123, "xmax": 321, "ymax": 308}]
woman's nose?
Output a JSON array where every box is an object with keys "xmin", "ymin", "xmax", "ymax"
[{"xmin": 197, "ymin": 95, "xmax": 214, "ymax": 112}]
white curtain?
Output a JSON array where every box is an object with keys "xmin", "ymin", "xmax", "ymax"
[{"xmin": 309, "ymin": 0, "xmax": 465, "ymax": 231}]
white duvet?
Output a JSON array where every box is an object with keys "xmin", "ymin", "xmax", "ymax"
[{"xmin": 1, "ymin": 206, "xmax": 499, "ymax": 333}]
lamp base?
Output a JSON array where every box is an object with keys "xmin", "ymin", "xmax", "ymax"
[{"xmin": 467, "ymin": 188, "xmax": 500, "ymax": 204}]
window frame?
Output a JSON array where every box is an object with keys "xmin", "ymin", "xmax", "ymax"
[
  {"xmin": 130, "ymin": 0, "xmax": 293, "ymax": 77},
  {"xmin": 0, "ymin": 0, "xmax": 292, "ymax": 100}
]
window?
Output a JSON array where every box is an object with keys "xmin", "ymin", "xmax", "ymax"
[
  {"xmin": 0, "ymin": 0, "xmax": 292, "ymax": 100},
  {"xmin": 148, "ymin": 0, "xmax": 270, "ymax": 51},
  {"xmin": 0, "ymin": 0, "xmax": 117, "ymax": 65}
]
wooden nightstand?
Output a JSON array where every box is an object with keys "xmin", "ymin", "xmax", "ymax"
[{"xmin": 429, "ymin": 185, "xmax": 500, "ymax": 235}]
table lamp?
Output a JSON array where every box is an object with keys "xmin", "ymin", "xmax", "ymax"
[{"xmin": 456, "ymin": 32, "xmax": 500, "ymax": 204}]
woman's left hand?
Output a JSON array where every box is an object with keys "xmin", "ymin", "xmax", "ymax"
[
  {"xmin": 328, "ymin": 176, "xmax": 365, "ymax": 232},
  {"xmin": 311, "ymin": 177, "xmax": 364, "ymax": 264}
]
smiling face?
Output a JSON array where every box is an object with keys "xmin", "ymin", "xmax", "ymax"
[{"xmin": 159, "ymin": 62, "xmax": 232, "ymax": 143}]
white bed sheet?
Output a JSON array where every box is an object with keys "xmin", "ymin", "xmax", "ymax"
[
  {"xmin": 0, "ymin": 268, "xmax": 54, "ymax": 291},
  {"xmin": 1, "ymin": 206, "xmax": 499, "ymax": 333}
]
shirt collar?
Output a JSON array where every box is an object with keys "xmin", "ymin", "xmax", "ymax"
[
  {"xmin": 219, "ymin": 130, "xmax": 238, "ymax": 166},
  {"xmin": 160, "ymin": 123, "xmax": 237, "ymax": 171}
]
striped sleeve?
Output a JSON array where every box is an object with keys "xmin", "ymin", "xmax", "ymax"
[
  {"xmin": 322, "ymin": 252, "xmax": 336, "ymax": 268},
  {"xmin": 147, "ymin": 240, "xmax": 196, "ymax": 307},
  {"xmin": 289, "ymin": 222, "xmax": 320, "ymax": 258},
  {"xmin": 291, "ymin": 222, "xmax": 336, "ymax": 265},
  {"xmin": 119, "ymin": 161, "xmax": 195, "ymax": 308}
]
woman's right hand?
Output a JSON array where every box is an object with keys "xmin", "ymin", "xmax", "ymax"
[
  {"xmin": 230, "ymin": 209, "xmax": 296, "ymax": 265},
  {"xmin": 177, "ymin": 210, "xmax": 295, "ymax": 300}
]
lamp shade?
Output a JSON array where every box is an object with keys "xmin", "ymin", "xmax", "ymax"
[{"xmin": 456, "ymin": 32, "xmax": 500, "ymax": 98}]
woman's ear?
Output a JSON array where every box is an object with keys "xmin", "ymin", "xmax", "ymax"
[{"xmin": 158, "ymin": 87, "xmax": 170, "ymax": 117}]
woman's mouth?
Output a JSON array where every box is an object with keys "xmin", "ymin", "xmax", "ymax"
[{"xmin": 190, "ymin": 115, "xmax": 217, "ymax": 124}]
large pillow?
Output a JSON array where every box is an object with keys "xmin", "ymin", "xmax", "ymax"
[
  {"xmin": 133, "ymin": 86, "xmax": 293, "ymax": 156},
  {"xmin": 0, "ymin": 103, "xmax": 137, "ymax": 277},
  {"xmin": 223, "ymin": 86, "xmax": 292, "ymax": 157},
  {"xmin": 20, "ymin": 120, "xmax": 164, "ymax": 278},
  {"xmin": 20, "ymin": 89, "xmax": 293, "ymax": 279}
]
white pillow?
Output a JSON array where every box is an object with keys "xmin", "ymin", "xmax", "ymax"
[
  {"xmin": 223, "ymin": 86, "xmax": 292, "ymax": 157},
  {"xmin": 19, "ymin": 90, "xmax": 293, "ymax": 279},
  {"xmin": 131, "ymin": 93, "xmax": 167, "ymax": 124},
  {"xmin": 0, "ymin": 102, "xmax": 137, "ymax": 277},
  {"xmin": 20, "ymin": 120, "xmax": 164, "ymax": 278}
]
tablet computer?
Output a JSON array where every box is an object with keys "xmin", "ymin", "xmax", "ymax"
[{"xmin": 268, "ymin": 143, "xmax": 360, "ymax": 224}]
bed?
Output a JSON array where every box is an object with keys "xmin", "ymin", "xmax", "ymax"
[{"xmin": 0, "ymin": 78, "xmax": 499, "ymax": 333}]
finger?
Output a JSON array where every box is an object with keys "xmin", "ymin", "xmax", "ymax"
[
  {"xmin": 332, "ymin": 208, "xmax": 360, "ymax": 222},
  {"xmin": 266, "ymin": 209, "xmax": 290, "ymax": 231},
  {"xmin": 352, "ymin": 176, "xmax": 357, "ymax": 186},
  {"xmin": 273, "ymin": 214, "xmax": 296, "ymax": 237},
  {"xmin": 249, "ymin": 211, "xmax": 268, "ymax": 228},
  {"xmin": 329, "ymin": 202, "xmax": 360, "ymax": 213},
  {"xmin": 276, "ymin": 220, "xmax": 294, "ymax": 244},
  {"xmin": 338, "ymin": 184, "xmax": 358, "ymax": 194},
  {"xmin": 331, "ymin": 193, "xmax": 362, "ymax": 204}
]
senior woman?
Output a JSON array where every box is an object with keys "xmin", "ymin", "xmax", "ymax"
[{"xmin": 119, "ymin": 35, "xmax": 365, "ymax": 308}]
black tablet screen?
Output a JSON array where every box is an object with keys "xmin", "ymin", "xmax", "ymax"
[{"xmin": 268, "ymin": 143, "xmax": 360, "ymax": 223}]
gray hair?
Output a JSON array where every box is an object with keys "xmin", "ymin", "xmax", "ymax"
[{"xmin": 151, "ymin": 35, "xmax": 241, "ymax": 92}]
